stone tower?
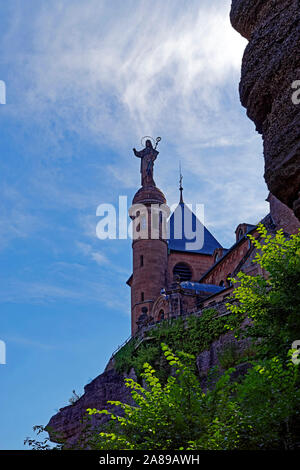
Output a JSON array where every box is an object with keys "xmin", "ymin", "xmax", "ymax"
[{"xmin": 127, "ymin": 140, "xmax": 168, "ymax": 335}]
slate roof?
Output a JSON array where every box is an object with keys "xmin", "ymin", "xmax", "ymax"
[
  {"xmin": 167, "ymin": 203, "xmax": 222, "ymax": 255},
  {"xmin": 180, "ymin": 281, "xmax": 225, "ymax": 294}
]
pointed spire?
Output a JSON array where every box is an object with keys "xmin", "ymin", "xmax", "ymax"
[{"xmin": 179, "ymin": 161, "xmax": 184, "ymax": 204}]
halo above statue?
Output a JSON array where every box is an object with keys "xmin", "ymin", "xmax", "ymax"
[{"xmin": 141, "ymin": 136, "xmax": 161, "ymax": 149}]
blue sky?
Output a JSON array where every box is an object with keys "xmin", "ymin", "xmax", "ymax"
[{"xmin": 0, "ymin": 0, "xmax": 269, "ymax": 449}]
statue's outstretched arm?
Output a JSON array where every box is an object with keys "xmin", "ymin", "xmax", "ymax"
[{"xmin": 133, "ymin": 148, "xmax": 142, "ymax": 158}]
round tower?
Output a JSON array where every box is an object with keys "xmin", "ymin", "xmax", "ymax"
[{"xmin": 129, "ymin": 140, "xmax": 168, "ymax": 335}]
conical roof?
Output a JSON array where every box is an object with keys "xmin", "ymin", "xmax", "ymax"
[{"xmin": 167, "ymin": 203, "xmax": 222, "ymax": 254}]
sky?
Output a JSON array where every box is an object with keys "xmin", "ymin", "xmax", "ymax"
[{"xmin": 0, "ymin": 0, "xmax": 269, "ymax": 449}]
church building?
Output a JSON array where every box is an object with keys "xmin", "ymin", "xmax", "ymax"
[{"xmin": 127, "ymin": 140, "xmax": 300, "ymax": 336}]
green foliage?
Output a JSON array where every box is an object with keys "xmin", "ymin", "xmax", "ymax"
[
  {"xmin": 68, "ymin": 389, "xmax": 82, "ymax": 405},
  {"xmin": 225, "ymin": 225, "xmax": 300, "ymax": 359},
  {"xmin": 85, "ymin": 346, "xmax": 300, "ymax": 450},
  {"xmin": 130, "ymin": 343, "xmax": 164, "ymax": 381},
  {"xmin": 217, "ymin": 342, "xmax": 257, "ymax": 370},
  {"xmin": 82, "ymin": 224, "xmax": 300, "ymax": 450},
  {"xmin": 236, "ymin": 355, "xmax": 300, "ymax": 450},
  {"xmin": 86, "ymin": 344, "xmax": 247, "ymax": 450},
  {"xmin": 24, "ymin": 425, "xmax": 63, "ymax": 450},
  {"xmin": 114, "ymin": 309, "xmax": 233, "ymax": 381},
  {"xmin": 33, "ymin": 224, "xmax": 300, "ymax": 450},
  {"xmin": 184, "ymin": 309, "xmax": 230, "ymax": 353},
  {"xmin": 217, "ymin": 342, "xmax": 241, "ymax": 369},
  {"xmin": 113, "ymin": 338, "xmax": 137, "ymax": 375}
]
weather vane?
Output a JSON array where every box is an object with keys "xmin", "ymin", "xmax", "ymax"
[
  {"xmin": 179, "ymin": 161, "xmax": 183, "ymax": 187},
  {"xmin": 141, "ymin": 136, "xmax": 161, "ymax": 150},
  {"xmin": 179, "ymin": 161, "xmax": 184, "ymax": 204}
]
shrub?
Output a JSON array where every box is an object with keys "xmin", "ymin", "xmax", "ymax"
[
  {"xmin": 85, "ymin": 346, "xmax": 300, "ymax": 450},
  {"xmin": 225, "ymin": 225, "xmax": 300, "ymax": 360},
  {"xmin": 114, "ymin": 309, "xmax": 234, "ymax": 380}
]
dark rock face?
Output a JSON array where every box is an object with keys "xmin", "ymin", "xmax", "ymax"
[
  {"xmin": 267, "ymin": 192, "xmax": 300, "ymax": 234},
  {"xmin": 46, "ymin": 368, "xmax": 136, "ymax": 447},
  {"xmin": 196, "ymin": 331, "xmax": 252, "ymax": 389},
  {"xmin": 230, "ymin": 0, "xmax": 300, "ymax": 220}
]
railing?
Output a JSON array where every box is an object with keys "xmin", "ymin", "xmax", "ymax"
[
  {"xmin": 111, "ymin": 334, "xmax": 133, "ymax": 357},
  {"xmin": 110, "ymin": 300, "xmax": 232, "ymax": 358}
]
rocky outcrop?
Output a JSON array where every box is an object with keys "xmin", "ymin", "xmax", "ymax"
[
  {"xmin": 46, "ymin": 367, "xmax": 136, "ymax": 447},
  {"xmin": 47, "ymin": 331, "xmax": 253, "ymax": 446},
  {"xmin": 230, "ymin": 0, "xmax": 300, "ymax": 220},
  {"xmin": 196, "ymin": 331, "xmax": 252, "ymax": 389},
  {"xmin": 267, "ymin": 192, "xmax": 300, "ymax": 234}
]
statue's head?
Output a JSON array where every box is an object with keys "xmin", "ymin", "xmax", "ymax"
[{"xmin": 145, "ymin": 139, "xmax": 153, "ymax": 148}]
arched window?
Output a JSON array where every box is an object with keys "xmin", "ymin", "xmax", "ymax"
[
  {"xmin": 158, "ymin": 309, "xmax": 165, "ymax": 321},
  {"xmin": 141, "ymin": 292, "xmax": 144, "ymax": 301},
  {"xmin": 173, "ymin": 262, "xmax": 192, "ymax": 281},
  {"xmin": 219, "ymin": 280, "xmax": 224, "ymax": 287}
]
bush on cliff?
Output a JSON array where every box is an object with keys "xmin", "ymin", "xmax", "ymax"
[
  {"xmin": 86, "ymin": 345, "xmax": 300, "ymax": 450},
  {"xmin": 29, "ymin": 226, "xmax": 300, "ymax": 450},
  {"xmin": 83, "ymin": 227, "xmax": 300, "ymax": 450},
  {"xmin": 87, "ymin": 344, "xmax": 247, "ymax": 450},
  {"xmin": 225, "ymin": 224, "xmax": 300, "ymax": 360},
  {"xmin": 114, "ymin": 308, "xmax": 233, "ymax": 382}
]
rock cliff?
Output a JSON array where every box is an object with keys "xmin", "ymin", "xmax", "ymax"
[
  {"xmin": 46, "ymin": 367, "xmax": 136, "ymax": 447},
  {"xmin": 230, "ymin": 0, "xmax": 300, "ymax": 220},
  {"xmin": 47, "ymin": 333, "xmax": 250, "ymax": 447}
]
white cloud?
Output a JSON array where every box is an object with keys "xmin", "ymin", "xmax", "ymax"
[
  {"xmin": 76, "ymin": 240, "xmax": 120, "ymax": 269},
  {"xmin": 1, "ymin": 0, "xmax": 269, "ymax": 253},
  {"xmin": 5, "ymin": 335, "xmax": 57, "ymax": 351},
  {"xmin": 5, "ymin": 0, "xmax": 247, "ymax": 149},
  {"xmin": 0, "ymin": 277, "xmax": 128, "ymax": 311},
  {"xmin": 90, "ymin": 251, "xmax": 108, "ymax": 266},
  {"xmin": 76, "ymin": 241, "xmax": 108, "ymax": 265}
]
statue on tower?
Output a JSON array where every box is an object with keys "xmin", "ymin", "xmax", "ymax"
[{"xmin": 133, "ymin": 139, "xmax": 159, "ymax": 187}]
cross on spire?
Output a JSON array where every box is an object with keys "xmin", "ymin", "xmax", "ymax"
[{"xmin": 179, "ymin": 162, "xmax": 184, "ymax": 204}]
